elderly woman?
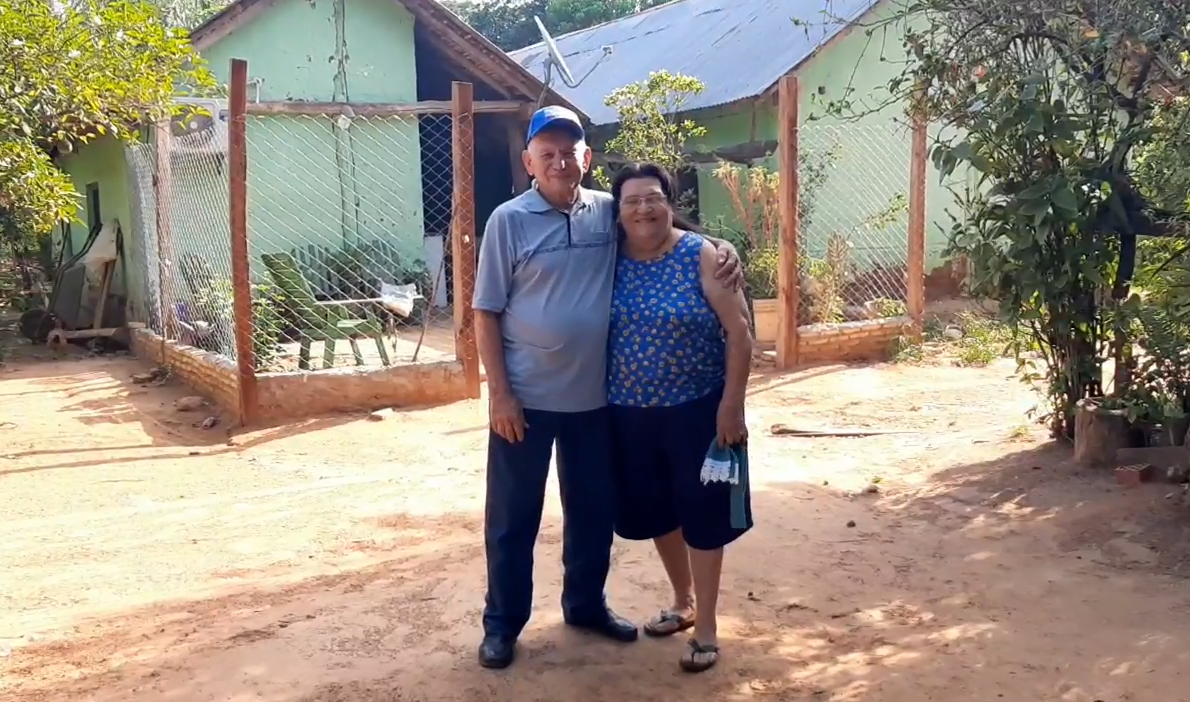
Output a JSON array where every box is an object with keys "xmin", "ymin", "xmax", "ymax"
[{"xmin": 607, "ymin": 163, "xmax": 754, "ymax": 673}]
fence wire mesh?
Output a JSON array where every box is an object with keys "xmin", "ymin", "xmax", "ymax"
[
  {"xmin": 125, "ymin": 142, "xmax": 159, "ymax": 332},
  {"xmin": 243, "ymin": 112, "xmax": 459, "ymax": 373},
  {"xmin": 126, "ymin": 129, "xmax": 238, "ymax": 360},
  {"xmin": 796, "ymin": 122, "xmax": 912, "ymax": 326}
]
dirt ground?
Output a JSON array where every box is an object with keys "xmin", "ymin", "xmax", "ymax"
[{"xmin": 4, "ymin": 340, "xmax": 1190, "ymax": 702}]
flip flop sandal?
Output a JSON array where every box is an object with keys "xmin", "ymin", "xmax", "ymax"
[
  {"xmin": 679, "ymin": 638, "xmax": 720, "ymax": 673},
  {"xmin": 643, "ymin": 610, "xmax": 696, "ymax": 638}
]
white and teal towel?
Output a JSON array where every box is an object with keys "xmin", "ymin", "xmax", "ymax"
[{"xmin": 700, "ymin": 441, "xmax": 750, "ymax": 529}]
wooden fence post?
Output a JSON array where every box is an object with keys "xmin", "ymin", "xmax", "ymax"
[
  {"xmin": 451, "ymin": 81, "xmax": 481, "ymax": 398},
  {"xmin": 229, "ymin": 58, "xmax": 258, "ymax": 424},
  {"xmin": 907, "ymin": 97, "xmax": 928, "ymax": 333},
  {"xmin": 776, "ymin": 74, "xmax": 801, "ymax": 369}
]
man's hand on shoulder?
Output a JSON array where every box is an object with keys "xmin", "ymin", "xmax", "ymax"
[{"xmin": 708, "ymin": 237, "xmax": 743, "ymax": 291}]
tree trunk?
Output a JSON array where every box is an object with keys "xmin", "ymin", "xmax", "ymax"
[{"xmin": 1074, "ymin": 398, "xmax": 1132, "ymax": 469}]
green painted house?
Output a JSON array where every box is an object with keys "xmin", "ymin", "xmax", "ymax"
[
  {"xmin": 511, "ymin": 0, "xmax": 969, "ymax": 291},
  {"xmin": 55, "ymin": 0, "xmax": 574, "ymax": 331}
]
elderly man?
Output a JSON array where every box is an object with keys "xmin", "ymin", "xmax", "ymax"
[{"xmin": 472, "ymin": 105, "xmax": 740, "ymax": 670}]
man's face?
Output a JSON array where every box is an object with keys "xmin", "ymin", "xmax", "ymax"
[{"xmin": 522, "ymin": 129, "xmax": 591, "ymax": 192}]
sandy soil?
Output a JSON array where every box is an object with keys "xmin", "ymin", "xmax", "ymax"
[{"xmin": 3, "ymin": 340, "xmax": 1190, "ymax": 702}]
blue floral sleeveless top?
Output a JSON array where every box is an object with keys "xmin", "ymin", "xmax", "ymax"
[{"xmin": 608, "ymin": 231, "xmax": 727, "ymax": 408}]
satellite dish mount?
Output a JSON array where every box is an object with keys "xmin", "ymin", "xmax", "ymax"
[{"xmin": 534, "ymin": 16, "xmax": 612, "ymax": 108}]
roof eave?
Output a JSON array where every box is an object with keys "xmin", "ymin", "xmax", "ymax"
[
  {"xmin": 187, "ymin": 0, "xmax": 588, "ymax": 121},
  {"xmin": 758, "ymin": 9, "xmax": 870, "ymax": 100}
]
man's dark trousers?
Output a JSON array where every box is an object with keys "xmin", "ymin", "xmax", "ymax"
[{"xmin": 483, "ymin": 406, "xmax": 615, "ymax": 639}]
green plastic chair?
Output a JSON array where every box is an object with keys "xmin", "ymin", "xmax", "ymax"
[{"xmin": 260, "ymin": 252, "xmax": 392, "ymax": 370}]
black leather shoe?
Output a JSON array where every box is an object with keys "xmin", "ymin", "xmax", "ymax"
[
  {"xmin": 478, "ymin": 634, "xmax": 516, "ymax": 669},
  {"xmin": 566, "ymin": 608, "xmax": 639, "ymax": 643}
]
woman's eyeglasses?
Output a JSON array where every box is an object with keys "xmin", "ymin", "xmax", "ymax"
[{"xmin": 620, "ymin": 194, "xmax": 669, "ymax": 209}]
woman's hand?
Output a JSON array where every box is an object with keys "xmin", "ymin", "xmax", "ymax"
[{"xmin": 715, "ymin": 399, "xmax": 747, "ymax": 448}]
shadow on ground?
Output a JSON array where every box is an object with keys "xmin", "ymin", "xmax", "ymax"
[
  {"xmin": 884, "ymin": 439, "xmax": 1190, "ymax": 577},
  {"xmin": 8, "ymin": 440, "xmax": 1190, "ymax": 702},
  {"xmin": 0, "ymin": 354, "xmax": 360, "ymax": 475}
]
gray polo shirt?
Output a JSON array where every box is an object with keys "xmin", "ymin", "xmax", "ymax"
[{"xmin": 473, "ymin": 187, "xmax": 615, "ymax": 413}]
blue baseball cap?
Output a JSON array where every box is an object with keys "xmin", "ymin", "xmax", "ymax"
[{"xmin": 526, "ymin": 105, "xmax": 585, "ymax": 144}]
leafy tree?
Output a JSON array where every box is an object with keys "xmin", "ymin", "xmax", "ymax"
[
  {"xmin": 0, "ymin": 0, "xmax": 212, "ymax": 250},
  {"xmin": 827, "ymin": 0, "xmax": 1189, "ymax": 437},
  {"xmin": 444, "ymin": 0, "xmax": 669, "ymax": 51},
  {"xmin": 149, "ymin": 0, "xmax": 231, "ymax": 29},
  {"xmin": 1136, "ymin": 95, "xmax": 1190, "ymax": 216},
  {"xmin": 593, "ymin": 70, "xmax": 707, "ymax": 193},
  {"xmin": 0, "ymin": 141, "xmax": 76, "ymax": 244}
]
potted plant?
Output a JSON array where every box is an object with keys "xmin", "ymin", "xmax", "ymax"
[
  {"xmin": 712, "ymin": 162, "xmax": 781, "ymax": 340},
  {"xmin": 743, "ymin": 246, "xmax": 779, "ymax": 342}
]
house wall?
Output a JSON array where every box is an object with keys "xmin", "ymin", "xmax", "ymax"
[
  {"xmin": 57, "ymin": 0, "xmax": 433, "ymax": 326},
  {"xmin": 187, "ymin": 0, "xmax": 427, "ymax": 286},
  {"xmin": 55, "ymin": 135, "xmax": 145, "ymax": 320},
  {"xmin": 685, "ymin": 1, "xmax": 963, "ymax": 274}
]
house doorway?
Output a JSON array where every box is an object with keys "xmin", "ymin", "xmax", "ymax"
[{"xmin": 414, "ymin": 30, "xmax": 516, "ymax": 310}]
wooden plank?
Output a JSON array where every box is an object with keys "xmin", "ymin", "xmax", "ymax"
[
  {"xmin": 50, "ymin": 327, "xmax": 121, "ymax": 341},
  {"xmin": 771, "ymin": 423, "xmax": 921, "ymax": 437},
  {"xmin": 506, "ymin": 115, "xmax": 530, "ymax": 194},
  {"xmin": 451, "ymin": 82, "xmax": 481, "ymax": 399},
  {"xmin": 907, "ymin": 94, "xmax": 929, "ymax": 333},
  {"xmin": 775, "ymin": 74, "xmax": 801, "ymax": 370},
  {"xmin": 92, "ymin": 259, "xmax": 113, "ymax": 331},
  {"xmin": 229, "ymin": 58, "xmax": 258, "ymax": 425},
  {"xmin": 246, "ymin": 100, "xmax": 527, "ymax": 117}
]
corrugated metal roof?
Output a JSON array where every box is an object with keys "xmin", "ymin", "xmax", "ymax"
[{"xmin": 509, "ymin": 0, "xmax": 879, "ymax": 126}]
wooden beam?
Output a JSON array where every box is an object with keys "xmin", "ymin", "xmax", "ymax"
[
  {"xmin": 400, "ymin": 0, "xmax": 588, "ymax": 117},
  {"xmin": 907, "ymin": 92, "xmax": 929, "ymax": 333},
  {"xmin": 229, "ymin": 58, "xmax": 258, "ymax": 425},
  {"xmin": 505, "ymin": 116, "xmax": 529, "ymax": 194},
  {"xmin": 775, "ymin": 74, "xmax": 801, "ymax": 370},
  {"xmin": 48, "ymin": 327, "xmax": 121, "ymax": 341},
  {"xmin": 403, "ymin": 0, "xmax": 519, "ymax": 98},
  {"xmin": 245, "ymin": 100, "xmax": 527, "ymax": 118},
  {"xmin": 92, "ymin": 259, "xmax": 113, "ymax": 331},
  {"xmin": 452, "ymin": 82, "xmax": 481, "ymax": 399}
]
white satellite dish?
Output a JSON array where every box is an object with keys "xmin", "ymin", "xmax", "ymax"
[{"xmin": 533, "ymin": 15, "xmax": 612, "ymax": 91}]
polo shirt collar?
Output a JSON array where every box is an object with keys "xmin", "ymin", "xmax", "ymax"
[{"xmin": 524, "ymin": 183, "xmax": 595, "ymax": 214}]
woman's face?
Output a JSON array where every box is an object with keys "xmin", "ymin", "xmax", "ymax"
[{"xmin": 618, "ymin": 176, "xmax": 673, "ymax": 243}]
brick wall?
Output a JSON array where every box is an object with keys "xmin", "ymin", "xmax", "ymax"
[
  {"xmin": 129, "ymin": 326, "xmax": 240, "ymax": 419},
  {"xmin": 130, "ymin": 324, "xmax": 469, "ymax": 424},
  {"xmin": 797, "ymin": 316, "xmax": 911, "ymax": 364},
  {"xmin": 255, "ymin": 361, "xmax": 469, "ymax": 421}
]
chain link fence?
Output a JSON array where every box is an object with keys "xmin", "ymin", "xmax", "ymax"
[
  {"xmin": 796, "ymin": 122, "xmax": 912, "ymax": 326},
  {"xmin": 245, "ymin": 113, "xmax": 457, "ymax": 373},
  {"xmin": 126, "ymin": 127, "xmax": 238, "ymax": 359},
  {"xmin": 126, "ymin": 112, "xmax": 466, "ymax": 375}
]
